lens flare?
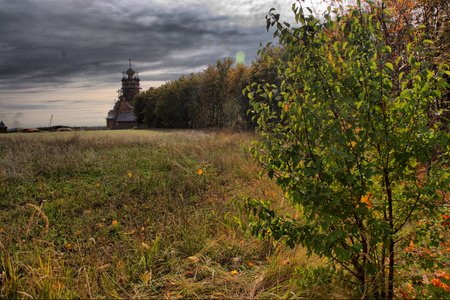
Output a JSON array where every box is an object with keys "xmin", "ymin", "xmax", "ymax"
[{"xmin": 236, "ymin": 51, "xmax": 245, "ymax": 64}]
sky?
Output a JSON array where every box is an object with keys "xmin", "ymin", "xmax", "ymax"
[{"xmin": 0, "ymin": 0, "xmax": 328, "ymax": 128}]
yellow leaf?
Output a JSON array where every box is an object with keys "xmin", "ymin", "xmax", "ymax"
[
  {"xmin": 140, "ymin": 271, "xmax": 151, "ymax": 283},
  {"xmin": 231, "ymin": 270, "xmax": 238, "ymax": 275}
]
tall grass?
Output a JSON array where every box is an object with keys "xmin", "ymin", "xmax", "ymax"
[{"xmin": 0, "ymin": 129, "xmax": 321, "ymax": 299}]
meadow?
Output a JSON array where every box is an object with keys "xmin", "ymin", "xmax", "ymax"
[
  {"xmin": 1, "ymin": 129, "xmax": 448, "ymax": 299},
  {"xmin": 0, "ymin": 129, "xmax": 326, "ymax": 299}
]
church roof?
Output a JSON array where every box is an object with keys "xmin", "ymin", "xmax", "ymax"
[
  {"xmin": 116, "ymin": 113, "xmax": 136, "ymax": 122},
  {"xmin": 0, "ymin": 121, "xmax": 6, "ymax": 128},
  {"xmin": 106, "ymin": 111, "xmax": 116, "ymax": 119}
]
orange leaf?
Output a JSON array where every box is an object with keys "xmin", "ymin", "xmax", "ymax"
[
  {"xmin": 360, "ymin": 195, "xmax": 372, "ymax": 209},
  {"xmin": 197, "ymin": 169, "xmax": 203, "ymax": 175}
]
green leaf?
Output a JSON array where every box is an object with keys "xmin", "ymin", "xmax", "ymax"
[
  {"xmin": 335, "ymin": 247, "xmax": 351, "ymax": 261},
  {"xmin": 432, "ymin": 90, "xmax": 441, "ymax": 98}
]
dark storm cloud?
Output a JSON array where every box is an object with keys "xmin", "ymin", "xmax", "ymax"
[
  {"xmin": 0, "ymin": 0, "xmax": 273, "ymax": 91},
  {"xmin": 0, "ymin": 0, "xmax": 314, "ymax": 128}
]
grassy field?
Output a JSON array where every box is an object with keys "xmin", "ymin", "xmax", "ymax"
[{"xmin": 0, "ymin": 129, "xmax": 331, "ymax": 299}]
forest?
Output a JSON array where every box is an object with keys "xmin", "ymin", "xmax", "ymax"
[{"xmin": 133, "ymin": 47, "xmax": 284, "ymax": 129}]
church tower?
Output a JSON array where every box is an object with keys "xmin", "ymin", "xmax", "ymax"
[{"xmin": 120, "ymin": 59, "xmax": 141, "ymax": 103}]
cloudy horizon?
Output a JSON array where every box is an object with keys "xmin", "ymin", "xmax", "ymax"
[{"xmin": 0, "ymin": 0, "xmax": 327, "ymax": 129}]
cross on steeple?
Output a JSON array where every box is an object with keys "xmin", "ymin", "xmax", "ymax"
[{"xmin": 129, "ymin": 58, "xmax": 131, "ymax": 69}]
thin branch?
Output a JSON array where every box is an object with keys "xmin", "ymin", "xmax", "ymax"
[{"xmin": 393, "ymin": 192, "xmax": 422, "ymax": 234}]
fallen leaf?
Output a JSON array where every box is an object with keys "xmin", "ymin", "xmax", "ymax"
[
  {"xmin": 188, "ymin": 256, "xmax": 199, "ymax": 263},
  {"xmin": 140, "ymin": 271, "xmax": 151, "ymax": 283}
]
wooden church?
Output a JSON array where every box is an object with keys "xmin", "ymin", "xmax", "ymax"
[{"xmin": 106, "ymin": 60, "xmax": 142, "ymax": 129}]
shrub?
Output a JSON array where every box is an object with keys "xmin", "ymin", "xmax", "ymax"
[{"xmin": 245, "ymin": 1, "xmax": 450, "ymax": 298}]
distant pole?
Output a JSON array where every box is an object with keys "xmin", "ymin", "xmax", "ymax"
[
  {"xmin": 129, "ymin": 58, "xmax": 131, "ymax": 69},
  {"xmin": 50, "ymin": 114, "xmax": 53, "ymax": 127}
]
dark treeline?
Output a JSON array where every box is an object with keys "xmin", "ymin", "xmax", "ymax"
[{"xmin": 133, "ymin": 55, "xmax": 282, "ymax": 130}]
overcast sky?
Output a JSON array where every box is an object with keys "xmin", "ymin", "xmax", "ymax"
[{"xmin": 0, "ymin": 0, "xmax": 328, "ymax": 128}]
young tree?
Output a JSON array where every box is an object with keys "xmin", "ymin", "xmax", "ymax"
[
  {"xmin": 245, "ymin": 0, "xmax": 450, "ymax": 298},
  {"xmin": 199, "ymin": 58, "xmax": 234, "ymax": 127},
  {"xmin": 134, "ymin": 87, "xmax": 158, "ymax": 127},
  {"xmin": 224, "ymin": 64, "xmax": 252, "ymax": 129},
  {"xmin": 199, "ymin": 65, "xmax": 221, "ymax": 127}
]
